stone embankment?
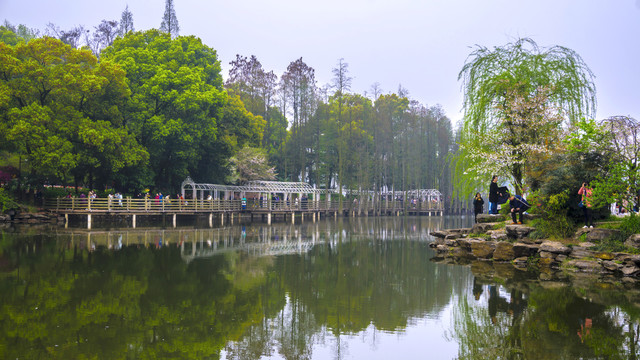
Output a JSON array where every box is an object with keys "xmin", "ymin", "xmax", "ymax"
[
  {"xmin": 430, "ymin": 214, "xmax": 640, "ymax": 278},
  {"xmin": 0, "ymin": 211, "xmax": 62, "ymax": 224}
]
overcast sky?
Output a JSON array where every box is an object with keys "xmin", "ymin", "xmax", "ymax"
[{"xmin": 2, "ymin": 0, "xmax": 639, "ymax": 125}]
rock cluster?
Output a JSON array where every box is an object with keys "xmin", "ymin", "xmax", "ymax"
[
  {"xmin": 430, "ymin": 222, "xmax": 640, "ymax": 278},
  {"xmin": 0, "ymin": 212, "xmax": 62, "ymax": 224}
]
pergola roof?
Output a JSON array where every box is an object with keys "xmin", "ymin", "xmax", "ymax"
[
  {"xmin": 181, "ymin": 177, "xmax": 328, "ymax": 194},
  {"xmin": 181, "ymin": 177, "xmax": 442, "ymax": 199}
]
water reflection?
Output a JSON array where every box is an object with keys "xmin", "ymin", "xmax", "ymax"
[{"xmin": 0, "ymin": 216, "xmax": 639, "ymax": 359}]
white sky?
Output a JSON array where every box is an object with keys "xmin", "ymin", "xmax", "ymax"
[{"xmin": 2, "ymin": 0, "xmax": 639, "ymax": 125}]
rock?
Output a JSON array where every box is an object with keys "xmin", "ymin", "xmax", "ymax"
[
  {"xmin": 493, "ymin": 242, "xmax": 515, "ymax": 261},
  {"xmin": 431, "ymin": 230, "xmax": 448, "ymax": 239},
  {"xmin": 593, "ymin": 252, "xmax": 615, "ymax": 260},
  {"xmin": 436, "ymin": 245, "xmax": 449, "ymax": 254},
  {"xmin": 445, "ymin": 239, "xmax": 458, "ymax": 247},
  {"xmin": 539, "ymin": 251, "xmax": 556, "ymax": 259},
  {"xmin": 476, "ymin": 214, "xmax": 506, "ymax": 223},
  {"xmin": 619, "ymin": 254, "xmax": 640, "ymax": 266},
  {"xmin": 556, "ymin": 254, "xmax": 568, "ymax": 263},
  {"xmin": 489, "ymin": 230, "xmax": 508, "ymax": 241},
  {"xmin": 622, "ymin": 265, "xmax": 640, "ymax": 277},
  {"xmin": 505, "ymin": 225, "xmax": 535, "ymax": 239},
  {"xmin": 602, "ymin": 260, "xmax": 623, "ymax": 272},
  {"xmin": 574, "ymin": 228, "xmax": 591, "ymax": 240},
  {"xmin": 625, "ymin": 234, "xmax": 640, "ymax": 249},
  {"xmin": 569, "ymin": 247, "xmax": 593, "ymax": 259},
  {"xmin": 523, "ymin": 213, "xmax": 540, "ymax": 221},
  {"xmin": 539, "ymin": 241, "xmax": 571, "ymax": 255},
  {"xmin": 513, "ymin": 243, "xmax": 539, "ymax": 258},
  {"xmin": 470, "ymin": 222, "xmax": 495, "ymax": 234},
  {"xmin": 433, "ymin": 228, "xmax": 471, "ymax": 240},
  {"xmin": 565, "ymin": 259, "xmax": 604, "ymax": 274},
  {"xmin": 451, "ymin": 247, "xmax": 474, "ymax": 259},
  {"xmin": 513, "ymin": 257, "xmax": 529, "ymax": 268},
  {"xmin": 538, "ymin": 257, "xmax": 557, "ymax": 267},
  {"xmin": 586, "ymin": 228, "xmax": 621, "ymax": 243},
  {"xmin": 470, "ymin": 240, "xmax": 496, "ymax": 259}
]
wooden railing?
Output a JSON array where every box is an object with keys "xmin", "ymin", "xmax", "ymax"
[{"xmin": 44, "ymin": 197, "xmax": 444, "ymax": 214}]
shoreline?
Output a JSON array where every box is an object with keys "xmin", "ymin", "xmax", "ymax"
[{"xmin": 429, "ymin": 214, "xmax": 640, "ymax": 281}]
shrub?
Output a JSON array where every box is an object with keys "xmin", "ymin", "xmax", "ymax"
[
  {"xmin": 589, "ymin": 214, "xmax": 640, "ymax": 253},
  {"xmin": 529, "ymin": 190, "xmax": 575, "ymax": 239},
  {"xmin": 0, "ymin": 188, "xmax": 20, "ymax": 213}
]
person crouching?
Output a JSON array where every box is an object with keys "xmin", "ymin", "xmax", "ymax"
[{"xmin": 509, "ymin": 194, "xmax": 530, "ymax": 224}]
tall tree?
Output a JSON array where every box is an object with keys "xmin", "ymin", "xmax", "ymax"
[
  {"xmin": 102, "ymin": 30, "xmax": 261, "ymax": 190},
  {"xmin": 46, "ymin": 23, "xmax": 86, "ymax": 49},
  {"xmin": 1, "ymin": 21, "xmax": 39, "ymax": 45},
  {"xmin": 280, "ymin": 58, "xmax": 316, "ymax": 181},
  {"xmin": 0, "ymin": 37, "xmax": 146, "ymax": 189},
  {"xmin": 225, "ymin": 55, "xmax": 284, "ymax": 165},
  {"xmin": 456, "ymin": 38, "xmax": 597, "ymax": 195},
  {"xmin": 88, "ymin": 20, "xmax": 118, "ymax": 56},
  {"xmin": 331, "ymin": 58, "xmax": 352, "ymax": 197},
  {"xmin": 118, "ymin": 5, "xmax": 135, "ymax": 35},
  {"xmin": 160, "ymin": 0, "xmax": 180, "ymax": 38}
]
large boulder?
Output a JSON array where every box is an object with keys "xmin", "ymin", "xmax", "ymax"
[
  {"xmin": 565, "ymin": 259, "xmax": 605, "ymax": 274},
  {"xmin": 586, "ymin": 228, "xmax": 621, "ymax": 243},
  {"xmin": 476, "ymin": 214, "xmax": 506, "ymax": 223},
  {"xmin": 513, "ymin": 243, "xmax": 539, "ymax": 257},
  {"xmin": 602, "ymin": 260, "xmax": 623, "ymax": 272},
  {"xmin": 431, "ymin": 230, "xmax": 449, "ymax": 239},
  {"xmin": 622, "ymin": 264, "xmax": 640, "ymax": 277},
  {"xmin": 505, "ymin": 225, "xmax": 535, "ymax": 239},
  {"xmin": 625, "ymin": 234, "xmax": 640, "ymax": 249},
  {"xmin": 488, "ymin": 230, "xmax": 508, "ymax": 241},
  {"xmin": 432, "ymin": 228, "xmax": 471, "ymax": 240},
  {"xmin": 617, "ymin": 254, "xmax": 640, "ymax": 266},
  {"xmin": 493, "ymin": 242, "xmax": 515, "ymax": 261},
  {"xmin": 539, "ymin": 241, "xmax": 571, "ymax": 255},
  {"xmin": 470, "ymin": 222, "xmax": 495, "ymax": 234},
  {"xmin": 469, "ymin": 239, "xmax": 496, "ymax": 259},
  {"xmin": 569, "ymin": 246, "xmax": 594, "ymax": 259}
]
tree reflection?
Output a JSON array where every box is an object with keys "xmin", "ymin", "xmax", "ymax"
[
  {"xmin": 450, "ymin": 274, "xmax": 640, "ymax": 360},
  {"xmin": 225, "ymin": 221, "xmax": 471, "ymax": 359},
  {"xmin": 0, "ymin": 233, "xmax": 268, "ymax": 359}
]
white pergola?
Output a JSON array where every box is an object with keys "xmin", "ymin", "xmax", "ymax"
[{"xmin": 181, "ymin": 177, "xmax": 329, "ymax": 200}]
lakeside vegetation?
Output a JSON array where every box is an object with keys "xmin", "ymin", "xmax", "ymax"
[
  {"xmin": 1, "ymin": 1, "xmax": 640, "ymax": 251},
  {"xmin": 0, "ymin": 2, "xmax": 453, "ymax": 211}
]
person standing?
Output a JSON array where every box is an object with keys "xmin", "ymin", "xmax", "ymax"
[
  {"xmin": 489, "ymin": 176, "xmax": 501, "ymax": 214},
  {"xmin": 473, "ymin": 193, "xmax": 484, "ymax": 223},
  {"xmin": 578, "ymin": 182, "xmax": 594, "ymax": 228}
]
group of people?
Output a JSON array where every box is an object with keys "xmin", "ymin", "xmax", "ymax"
[
  {"xmin": 473, "ymin": 176, "xmax": 529, "ymax": 224},
  {"xmin": 473, "ymin": 176, "xmax": 595, "ymax": 228}
]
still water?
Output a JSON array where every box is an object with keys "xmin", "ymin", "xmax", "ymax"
[{"xmin": 1, "ymin": 216, "xmax": 640, "ymax": 359}]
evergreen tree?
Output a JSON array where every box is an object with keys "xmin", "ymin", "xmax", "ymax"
[
  {"xmin": 118, "ymin": 5, "xmax": 135, "ymax": 35},
  {"xmin": 160, "ymin": 0, "xmax": 180, "ymax": 38}
]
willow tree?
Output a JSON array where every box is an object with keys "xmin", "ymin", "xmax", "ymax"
[{"xmin": 455, "ymin": 38, "xmax": 596, "ymax": 195}]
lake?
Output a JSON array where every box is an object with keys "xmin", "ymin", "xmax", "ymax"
[{"xmin": 1, "ymin": 216, "xmax": 639, "ymax": 359}]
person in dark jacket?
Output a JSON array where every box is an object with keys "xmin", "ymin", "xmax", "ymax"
[
  {"xmin": 489, "ymin": 176, "xmax": 501, "ymax": 214},
  {"xmin": 473, "ymin": 192, "xmax": 484, "ymax": 223},
  {"xmin": 509, "ymin": 194, "xmax": 530, "ymax": 224}
]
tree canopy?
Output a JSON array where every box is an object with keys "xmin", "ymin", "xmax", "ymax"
[
  {"xmin": 0, "ymin": 37, "xmax": 146, "ymax": 188},
  {"xmin": 456, "ymin": 38, "xmax": 597, "ymax": 195},
  {"xmin": 101, "ymin": 30, "xmax": 229, "ymax": 191}
]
